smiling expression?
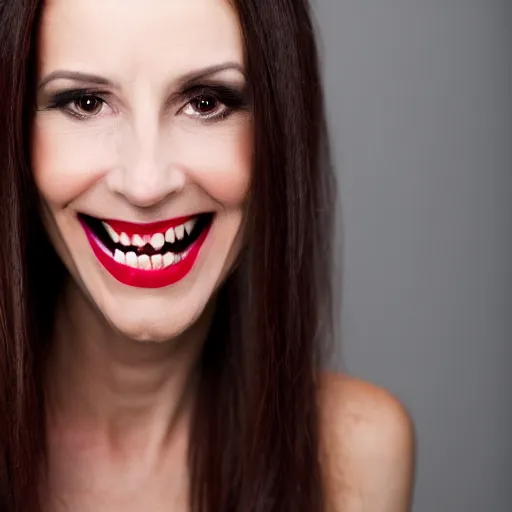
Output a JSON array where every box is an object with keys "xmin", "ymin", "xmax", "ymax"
[{"xmin": 32, "ymin": 0, "xmax": 253, "ymax": 342}]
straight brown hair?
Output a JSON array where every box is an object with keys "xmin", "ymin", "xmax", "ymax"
[{"xmin": 0, "ymin": 0, "xmax": 336, "ymax": 511}]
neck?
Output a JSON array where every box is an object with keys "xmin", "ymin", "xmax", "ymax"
[{"xmin": 46, "ymin": 280, "xmax": 210, "ymax": 455}]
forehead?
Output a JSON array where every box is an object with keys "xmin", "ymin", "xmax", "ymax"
[{"xmin": 37, "ymin": 0, "xmax": 244, "ymax": 80}]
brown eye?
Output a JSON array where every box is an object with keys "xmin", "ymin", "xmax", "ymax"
[
  {"xmin": 75, "ymin": 95, "xmax": 103, "ymax": 115},
  {"xmin": 192, "ymin": 95, "xmax": 218, "ymax": 115},
  {"xmin": 181, "ymin": 91, "xmax": 230, "ymax": 121}
]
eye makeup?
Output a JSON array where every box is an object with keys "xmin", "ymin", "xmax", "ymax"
[
  {"xmin": 38, "ymin": 80, "xmax": 251, "ymax": 124},
  {"xmin": 40, "ymin": 88, "xmax": 113, "ymax": 120},
  {"xmin": 178, "ymin": 83, "xmax": 250, "ymax": 122}
]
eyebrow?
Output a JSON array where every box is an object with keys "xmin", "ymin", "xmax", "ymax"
[{"xmin": 37, "ymin": 62, "xmax": 245, "ymax": 92}]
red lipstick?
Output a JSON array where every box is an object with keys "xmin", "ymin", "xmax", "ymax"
[{"xmin": 79, "ymin": 214, "xmax": 211, "ymax": 289}]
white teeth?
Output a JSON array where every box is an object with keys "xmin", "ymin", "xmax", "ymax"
[
  {"xmin": 104, "ymin": 216, "xmax": 199, "ymax": 254},
  {"xmin": 163, "ymin": 252, "xmax": 175, "ymax": 267},
  {"xmin": 126, "ymin": 251, "xmax": 138, "ymax": 268},
  {"xmin": 112, "ymin": 250, "xmax": 186, "ymax": 269},
  {"xmin": 120, "ymin": 232, "xmax": 131, "ymax": 246},
  {"xmin": 150, "ymin": 233, "xmax": 165, "ymax": 251},
  {"xmin": 165, "ymin": 228, "xmax": 175, "ymax": 244},
  {"xmin": 138, "ymin": 254, "xmax": 151, "ymax": 270},
  {"xmin": 184, "ymin": 219, "xmax": 196, "ymax": 236},
  {"xmin": 132, "ymin": 234, "xmax": 145, "ymax": 247},
  {"xmin": 103, "ymin": 222, "xmax": 120, "ymax": 244},
  {"xmin": 175, "ymin": 224, "xmax": 185, "ymax": 240},
  {"xmin": 114, "ymin": 249, "xmax": 125, "ymax": 264},
  {"xmin": 151, "ymin": 254, "xmax": 163, "ymax": 269}
]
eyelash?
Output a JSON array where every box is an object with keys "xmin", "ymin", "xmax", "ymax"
[{"xmin": 45, "ymin": 85, "xmax": 248, "ymax": 123}]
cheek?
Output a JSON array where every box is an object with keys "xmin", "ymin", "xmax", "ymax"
[
  {"xmin": 31, "ymin": 117, "xmax": 116, "ymax": 205},
  {"xmin": 175, "ymin": 119, "xmax": 253, "ymax": 206}
]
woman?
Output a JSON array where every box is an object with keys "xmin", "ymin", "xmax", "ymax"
[{"xmin": 0, "ymin": 0, "xmax": 414, "ymax": 510}]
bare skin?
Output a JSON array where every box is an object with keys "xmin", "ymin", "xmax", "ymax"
[
  {"xmin": 44, "ymin": 290, "xmax": 414, "ymax": 511},
  {"xmin": 43, "ymin": 282, "xmax": 204, "ymax": 511},
  {"xmin": 45, "ymin": 339, "xmax": 415, "ymax": 512},
  {"xmin": 33, "ymin": 0, "xmax": 414, "ymax": 510},
  {"xmin": 319, "ymin": 375, "xmax": 415, "ymax": 511}
]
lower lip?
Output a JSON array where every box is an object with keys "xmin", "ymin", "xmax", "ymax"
[{"xmin": 80, "ymin": 220, "xmax": 211, "ymax": 289}]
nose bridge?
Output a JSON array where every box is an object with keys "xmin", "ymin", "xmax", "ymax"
[
  {"xmin": 129, "ymin": 121, "xmax": 161, "ymax": 180},
  {"xmin": 126, "ymin": 116, "xmax": 165, "ymax": 183},
  {"xmin": 110, "ymin": 113, "xmax": 184, "ymax": 207}
]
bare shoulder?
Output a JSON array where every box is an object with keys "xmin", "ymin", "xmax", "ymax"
[{"xmin": 318, "ymin": 372, "xmax": 416, "ymax": 512}]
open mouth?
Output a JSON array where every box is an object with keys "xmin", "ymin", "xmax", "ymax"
[
  {"xmin": 78, "ymin": 212, "xmax": 214, "ymax": 288},
  {"xmin": 80, "ymin": 212, "xmax": 213, "ymax": 269}
]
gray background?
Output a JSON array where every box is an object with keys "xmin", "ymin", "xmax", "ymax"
[{"xmin": 312, "ymin": 2, "xmax": 512, "ymax": 511}]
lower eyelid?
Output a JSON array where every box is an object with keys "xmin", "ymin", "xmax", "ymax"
[
  {"xmin": 66, "ymin": 100, "xmax": 114, "ymax": 119},
  {"xmin": 55, "ymin": 98, "xmax": 232, "ymax": 122},
  {"xmin": 182, "ymin": 103, "xmax": 229, "ymax": 119}
]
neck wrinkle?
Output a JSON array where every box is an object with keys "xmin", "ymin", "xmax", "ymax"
[{"xmin": 45, "ymin": 278, "xmax": 211, "ymax": 457}]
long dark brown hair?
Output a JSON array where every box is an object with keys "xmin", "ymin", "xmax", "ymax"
[{"xmin": 0, "ymin": 0, "xmax": 336, "ymax": 511}]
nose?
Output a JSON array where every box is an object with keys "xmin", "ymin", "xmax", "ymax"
[{"xmin": 106, "ymin": 126, "xmax": 186, "ymax": 208}]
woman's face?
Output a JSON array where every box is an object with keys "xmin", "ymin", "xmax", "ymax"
[{"xmin": 32, "ymin": 0, "xmax": 252, "ymax": 342}]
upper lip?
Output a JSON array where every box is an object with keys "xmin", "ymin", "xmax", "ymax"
[{"xmin": 80, "ymin": 212, "xmax": 209, "ymax": 236}]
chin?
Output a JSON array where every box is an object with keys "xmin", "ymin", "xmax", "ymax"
[
  {"xmin": 93, "ymin": 281, "xmax": 217, "ymax": 344},
  {"xmin": 104, "ymin": 304, "xmax": 208, "ymax": 344}
]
